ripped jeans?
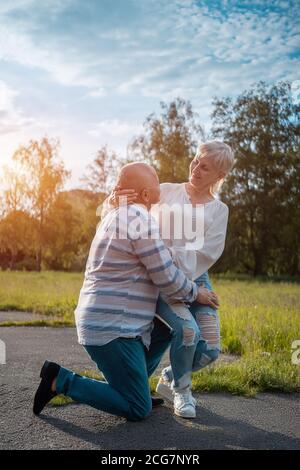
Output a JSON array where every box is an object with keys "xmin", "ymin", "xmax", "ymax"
[{"xmin": 155, "ymin": 271, "xmax": 221, "ymax": 392}]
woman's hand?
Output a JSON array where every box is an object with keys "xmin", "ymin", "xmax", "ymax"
[
  {"xmin": 108, "ymin": 186, "xmax": 138, "ymax": 208},
  {"xmin": 196, "ymin": 284, "xmax": 219, "ymax": 309}
]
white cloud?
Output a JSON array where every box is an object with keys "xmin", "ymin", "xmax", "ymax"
[
  {"xmin": 84, "ymin": 88, "xmax": 106, "ymax": 98},
  {"xmin": 88, "ymin": 119, "xmax": 142, "ymax": 140},
  {"xmin": 0, "ymin": 0, "xmax": 36, "ymax": 15},
  {"xmin": 0, "ymin": 80, "xmax": 41, "ymax": 135},
  {"xmin": 0, "ymin": 80, "xmax": 18, "ymax": 113},
  {"xmin": 0, "ymin": 0, "xmax": 298, "ymax": 102},
  {"xmin": 0, "ymin": 0, "xmax": 298, "ymax": 186},
  {"xmin": 0, "ymin": 25, "xmax": 103, "ymax": 89}
]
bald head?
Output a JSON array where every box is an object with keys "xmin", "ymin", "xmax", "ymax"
[
  {"xmin": 116, "ymin": 162, "xmax": 160, "ymax": 209},
  {"xmin": 117, "ymin": 162, "xmax": 157, "ymax": 190}
]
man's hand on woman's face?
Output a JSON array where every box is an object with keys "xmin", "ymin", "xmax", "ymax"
[
  {"xmin": 108, "ymin": 186, "xmax": 138, "ymax": 207},
  {"xmin": 196, "ymin": 284, "xmax": 219, "ymax": 309}
]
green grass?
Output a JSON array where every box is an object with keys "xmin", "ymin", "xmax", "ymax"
[
  {"xmin": 1, "ymin": 270, "xmax": 299, "ymax": 397},
  {"xmin": 0, "ymin": 271, "xmax": 82, "ymax": 323},
  {"xmin": 212, "ymin": 277, "xmax": 300, "ymax": 356},
  {"xmin": 191, "ymin": 352, "xmax": 300, "ymax": 396}
]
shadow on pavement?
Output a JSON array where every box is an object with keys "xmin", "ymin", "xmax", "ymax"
[{"xmin": 39, "ymin": 401, "xmax": 300, "ymax": 450}]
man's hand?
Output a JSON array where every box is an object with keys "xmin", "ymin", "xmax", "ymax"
[
  {"xmin": 196, "ymin": 283, "xmax": 219, "ymax": 309},
  {"xmin": 108, "ymin": 186, "xmax": 138, "ymax": 208}
]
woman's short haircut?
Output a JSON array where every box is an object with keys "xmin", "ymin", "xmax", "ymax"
[{"xmin": 196, "ymin": 141, "xmax": 235, "ymax": 195}]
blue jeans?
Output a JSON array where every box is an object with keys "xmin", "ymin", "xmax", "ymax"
[
  {"xmin": 155, "ymin": 271, "xmax": 221, "ymax": 391},
  {"xmin": 55, "ymin": 317, "xmax": 172, "ymax": 421}
]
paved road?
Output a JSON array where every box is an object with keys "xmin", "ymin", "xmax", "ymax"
[{"xmin": 0, "ymin": 327, "xmax": 299, "ymax": 450}]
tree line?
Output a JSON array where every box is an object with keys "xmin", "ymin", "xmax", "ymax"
[{"xmin": 0, "ymin": 81, "xmax": 299, "ymax": 275}]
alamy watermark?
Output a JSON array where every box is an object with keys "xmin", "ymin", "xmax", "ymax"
[
  {"xmin": 0, "ymin": 339, "xmax": 6, "ymax": 365},
  {"xmin": 96, "ymin": 200, "xmax": 205, "ymax": 251},
  {"xmin": 291, "ymin": 340, "xmax": 300, "ymax": 365}
]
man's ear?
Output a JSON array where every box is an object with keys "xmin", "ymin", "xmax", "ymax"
[{"xmin": 140, "ymin": 188, "xmax": 150, "ymax": 202}]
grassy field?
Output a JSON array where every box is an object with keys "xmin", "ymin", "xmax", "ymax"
[
  {"xmin": 0, "ymin": 271, "xmax": 81, "ymax": 322},
  {"xmin": 0, "ymin": 270, "xmax": 299, "ymax": 396}
]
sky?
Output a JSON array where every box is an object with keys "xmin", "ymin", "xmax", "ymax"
[{"xmin": 0, "ymin": 0, "xmax": 299, "ymax": 188}]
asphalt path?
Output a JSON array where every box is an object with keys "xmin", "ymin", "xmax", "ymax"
[{"xmin": 0, "ymin": 327, "xmax": 299, "ymax": 450}]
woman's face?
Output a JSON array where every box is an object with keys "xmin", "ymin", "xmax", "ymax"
[{"xmin": 189, "ymin": 154, "xmax": 223, "ymax": 189}]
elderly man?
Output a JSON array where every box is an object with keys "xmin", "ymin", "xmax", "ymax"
[{"xmin": 33, "ymin": 163, "xmax": 207, "ymax": 422}]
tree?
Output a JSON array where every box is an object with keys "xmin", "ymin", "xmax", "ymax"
[
  {"xmin": 43, "ymin": 189, "xmax": 106, "ymax": 271},
  {"xmin": 42, "ymin": 192, "xmax": 82, "ymax": 270},
  {"xmin": 12, "ymin": 137, "xmax": 70, "ymax": 271},
  {"xmin": 0, "ymin": 210, "xmax": 34, "ymax": 269},
  {"xmin": 211, "ymin": 81, "xmax": 300, "ymax": 275},
  {"xmin": 1, "ymin": 165, "xmax": 27, "ymax": 214},
  {"xmin": 0, "ymin": 165, "xmax": 34, "ymax": 269},
  {"xmin": 0, "ymin": 192, "xmax": 4, "ymax": 219},
  {"xmin": 128, "ymin": 97, "xmax": 205, "ymax": 183},
  {"xmin": 81, "ymin": 145, "xmax": 122, "ymax": 194}
]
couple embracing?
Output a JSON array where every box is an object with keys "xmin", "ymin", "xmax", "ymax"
[{"xmin": 33, "ymin": 140, "xmax": 234, "ymax": 421}]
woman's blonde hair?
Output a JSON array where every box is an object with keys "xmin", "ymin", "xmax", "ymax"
[{"xmin": 196, "ymin": 140, "xmax": 235, "ymax": 195}]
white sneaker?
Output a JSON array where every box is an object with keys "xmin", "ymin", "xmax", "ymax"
[
  {"xmin": 156, "ymin": 377, "xmax": 174, "ymax": 402},
  {"xmin": 156, "ymin": 377, "xmax": 197, "ymax": 407},
  {"xmin": 174, "ymin": 389, "xmax": 196, "ymax": 419}
]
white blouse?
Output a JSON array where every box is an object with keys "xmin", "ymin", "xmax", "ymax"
[{"xmin": 150, "ymin": 183, "xmax": 229, "ymax": 281}]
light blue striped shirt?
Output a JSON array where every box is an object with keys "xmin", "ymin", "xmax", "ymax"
[{"xmin": 75, "ymin": 204, "xmax": 198, "ymax": 348}]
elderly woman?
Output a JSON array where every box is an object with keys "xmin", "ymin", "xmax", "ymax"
[{"xmin": 107, "ymin": 140, "xmax": 235, "ymax": 419}]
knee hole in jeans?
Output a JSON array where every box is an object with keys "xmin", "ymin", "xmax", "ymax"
[
  {"xmin": 171, "ymin": 303, "xmax": 193, "ymax": 321},
  {"xmin": 182, "ymin": 327, "xmax": 199, "ymax": 347},
  {"xmin": 195, "ymin": 313, "xmax": 220, "ymax": 350}
]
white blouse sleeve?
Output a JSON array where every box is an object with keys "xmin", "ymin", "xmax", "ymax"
[{"xmin": 169, "ymin": 202, "xmax": 229, "ymax": 280}]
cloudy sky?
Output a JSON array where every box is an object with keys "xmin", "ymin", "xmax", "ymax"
[{"xmin": 0, "ymin": 0, "xmax": 299, "ymax": 187}]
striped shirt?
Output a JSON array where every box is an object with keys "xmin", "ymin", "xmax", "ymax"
[{"xmin": 75, "ymin": 203, "xmax": 198, "ymax": 348}]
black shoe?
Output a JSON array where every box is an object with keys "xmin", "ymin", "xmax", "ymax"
[
  {"xmin": 33, "ymin": 360, "xmax": 60, "ymax": 416},
  {"xmin": 151, "ymin": 396, "xmax": 164, "ymax": 408}
]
